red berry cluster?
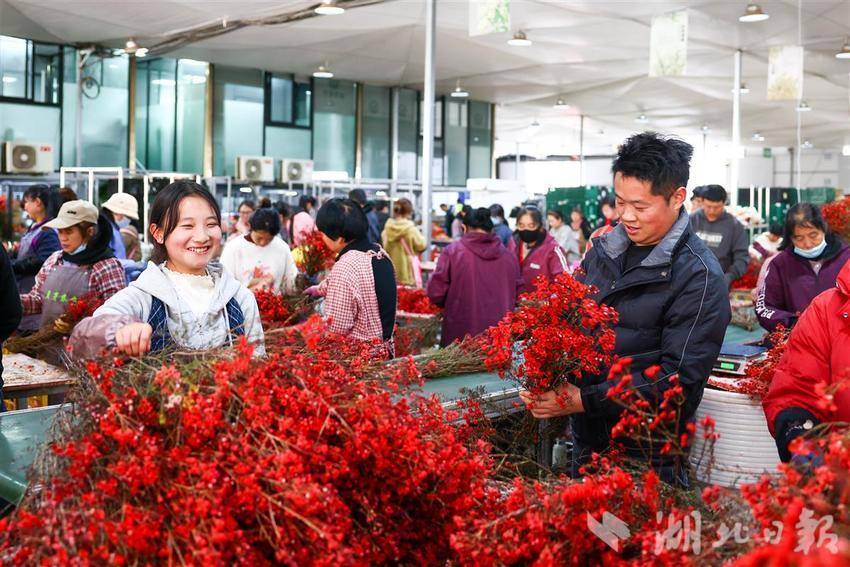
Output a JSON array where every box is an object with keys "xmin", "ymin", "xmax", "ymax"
[
  {"xmin": 485, "ymin": 273, "xmax": 618, "ymax": 394},
  {"xmin": 292, "ymin": 229, "xmax": 335, "ymax": 276},
  {"xmin": 730, "ymin": 260, "xmax": 761, "ymax": 290},
  {"xmin": 822, "ymin": 198, "xmax": 850, "ymax": 242},
  {"xmin": 252, "ymin": 288, "xmax": 292, "ymax": 326},
  {"xmin": 396, "ymin": 286, "xmax": 441, "ymax": 315}
]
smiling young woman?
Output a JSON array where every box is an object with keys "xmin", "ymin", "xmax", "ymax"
[{"xmin": 70, "ymin": 181, "xmax": 265, "ymax": 359}]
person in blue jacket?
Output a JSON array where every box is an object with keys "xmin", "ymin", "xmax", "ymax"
[{"xmin": 11, "ymin": 185, "xmax": 61, "ymax": 293}]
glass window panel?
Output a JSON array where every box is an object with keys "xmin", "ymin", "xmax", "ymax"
[
  {"xmin": 32, "ymin": 43, "xmax": 61, "ymax": 104},
  {"xmin": 444, "ymin": 99, "xmax": 468, "ymax": 186},
  {"xmin": 361, "ymin": 84, "xmax": 390, "ymax": 179},
  {"xmin": 176, "ymin": 59, "xmax": 207, "ymax": 173},
  {"xmin": 0, "ymin": 102, "xmax": 60, "ymax": 169},
  {"xmin": 80, "ymin": 54, "xmax": 128, "ymax": 166},
  {"xmin": 0, "ymin": 36, "xmax": 28, "ymax": 98},
  {"xmin": 213, "ymin": 66, "xmax": 263, "ymax": 177},
  {"xmin": 468, "ymin": 100, "xmax": 492, "ymax": 179},
  {"xmin": 312, "ymin": 78, "xmax": 356, "ymax": 176},
  {"xmin": 265, "ymin": 126, "xmax": 311, "ymax": 160},
  {"xmin": 294, "ymin": 81, "xmax": 311, "ymax": 127},
  {"xmin": 61, "ymin": 47, "xmax": 77, "ymax": 166},
  {"xmin": 269, "ymin": 73, "xmax": 293, "ymax": 124},
  {"xmin": 141, "ymin": 58, "xmax": 177, "ymax": 170},
  {"xmin": 419, "ymin": 97, "xmax": 443, "ymax": 138},
  {"xmin": 396, "ymin": 88, "xmax": 418, "ymax": 180}
]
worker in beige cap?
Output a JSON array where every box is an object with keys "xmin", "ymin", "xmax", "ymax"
[
  {"xmin": 18, "ymin": 200, "xmax": 126, "ymax": 339},
  {"xmin": 101, "ymin": 192, "xmax": 139, "ymax": 260}
]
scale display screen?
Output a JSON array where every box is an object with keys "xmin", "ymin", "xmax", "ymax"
[{"xmin": 719, "ymin": 362, "xmax": 736, "ymax": 371}]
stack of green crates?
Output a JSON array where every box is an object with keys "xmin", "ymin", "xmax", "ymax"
[{"xmin": 546, "ymin": 186, "xmax": 611, "ymax": 225}]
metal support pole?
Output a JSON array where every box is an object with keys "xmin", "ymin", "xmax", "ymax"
[
  {"xmin": 391, "ymin": 88, "xmax": 400, "ymax": 181},
  {"xmin": 579, "ymin": 114, "xmax": 585, "ymax": 187},
  {"xmin": 421, "ymin": 0, "xmax": 436, "ymax": 251},
  {"xmin": 75, "ymin": 51, "xmax": 83, "ymax": 168},
  {"xmin": 730, "ymin": 49, "xmax": 742, "ymax": 207},
  {"xmin": 87, "ymin": 170, "xmax": 95, "ymax": 203}
]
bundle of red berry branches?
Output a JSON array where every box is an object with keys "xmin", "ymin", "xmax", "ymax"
[
  {"xmin": 0, "ymin": 334, "xmax": 493, "ymax": 564},
  {"xmin": 396, "ymin": 286, "xmax": 441, "ymax": 315},
  {"xmin": 822, "ymin": 198, "xmax": 850, "ymax": 242},
  {"xmin": 730, "ymin": 260, "xmax": 761, "ymax": 291},
  {"xmin": 485, "ymin": 272, "xmax": 618, "ymax": 394},
  {"xmin": 291, "ymin": 229, "xmax": 335, "ymax": 277},
  {"xmin": 5, "ymin": 293, "xmax": 104, "ymax": 358}
]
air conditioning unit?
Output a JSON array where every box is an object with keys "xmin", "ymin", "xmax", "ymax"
[
  {"xmin": 235, "ymin": 155, "xmax": 274, "ymax": 182},
  {"xmin": 279, "ymin": 159, "xmax": 314, "ymax": 184},
  {"xmin": 3, "ymin": 142, "xmax": 54, "ymax": 174}
]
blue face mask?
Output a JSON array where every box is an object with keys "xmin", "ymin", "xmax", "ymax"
[
  {"xmin": 116, "ymin": 218, "xmax": 131, "ymax": 229},
  {"xmin": 794, "ymin": 238, "xmax": 827, "ymax": 259},
  {"xmin": 490, "ymin": 217, "xmax": 501, "ymax": 225},
  {"xmin": 69, "ymin": 243, "xmax": 87, "ymax": 256}
]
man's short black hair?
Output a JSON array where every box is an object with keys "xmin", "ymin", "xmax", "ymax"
[
  {"xmin": 348, "ymin": 188, "xmax": 368, "ymax": 206},
  {"xmin": 691, "ymin": 186, "xmax": 705, "ymax": 200},
  {"xmin": 701, "ymin": 184, "xmax": 727, "ymax": 203},
  {"xmin": 611, "ymin": 132, "xmax": 693, "ymax": 200},
  {"xmin": 316, "ymin": 198, "xmax": 368, "ymax": 242},
  {"xmin": 249, "ymin": 207, "xmax": 281, "ymax": 236}
]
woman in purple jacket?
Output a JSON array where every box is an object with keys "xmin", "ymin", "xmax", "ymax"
[
  {"xmin": 512, "ymin": 206, "xmax": 569, "ymax": 294},
  {"xmin": 756, "ymin": 203, "xmax": 850, "ymax": 331},
  {"xmin": 426, "ymin": 207, "xmax": 522, "ymax": 346}
]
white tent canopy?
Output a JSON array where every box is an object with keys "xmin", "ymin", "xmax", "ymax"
[{"xmin": 2, "ymin": 0, "xmax": 850, "ymax": 155}]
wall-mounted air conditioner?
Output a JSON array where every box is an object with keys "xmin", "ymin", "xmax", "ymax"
[
  {"xmin": 279, "ymin": 159, "xmax": 314, "ymax": 184},
  {"xmin": 235, "ymin": 155, "xmax": 274, "ymax": 182},
  {"xmin": 3, "ymin": 142, "xmax": 54, "ymax": 174}
]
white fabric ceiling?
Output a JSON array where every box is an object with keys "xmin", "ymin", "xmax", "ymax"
[{"xmin": 2, "ymin": 0, "xmax": 850, "ymax": 156}]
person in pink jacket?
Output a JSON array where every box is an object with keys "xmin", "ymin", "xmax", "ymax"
[{"xmin": 512, "ymin": 206, "xmax": 569, "ymax": 294}]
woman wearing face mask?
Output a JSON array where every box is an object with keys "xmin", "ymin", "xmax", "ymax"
[
  {"xmin": 756, "ymin": 203, "xmax": 850, "ymax": 331},
  {"xmin": 220, "ymin": 207, "xmax": 298, "ymax": 294},
  {"xmin": 19, "ymin": 200, "xmax": 126, "ymax": 333},
  {"xmin": 512, "ymin": 206, "xmax": 569, "ymax": 294},
  {"xmin": 101, "ymin": 192, "xmax": 140, "ymax": 260},
  {"xmin": 70, "ymin": 181, "xmax": 264, "ymax": 358}
]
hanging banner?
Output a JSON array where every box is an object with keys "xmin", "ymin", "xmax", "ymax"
[
  {"xmin": 767, "ymin": 46, "xmax": 804, "ymax": 101},
  {"xmin": 649, "ymin": 10, "xmax": 688, "ymax": 77},
  {"xmin": 469, "ymin": 0, "xmax": 510, "ymax": 37}
]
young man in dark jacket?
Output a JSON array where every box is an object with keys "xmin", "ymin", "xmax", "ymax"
[
  {"xmin": 689, "ymin": 184, "xmax": 749, "ymax": 288},
  {"xmin": 1, "ymin": 244, "xmax": 24, "ymax": 408},
  {"xmin": 348, "ymin": 189, "xmax": 380, "ymax": 244},
  {"xmin": 520, "ymin": 132, "xmax": 731, "ymax": 486}
]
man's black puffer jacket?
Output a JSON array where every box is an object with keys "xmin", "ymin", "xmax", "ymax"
[{"xmin": 574, "ymin": 210, "xmax": 731, "ymax": 484}]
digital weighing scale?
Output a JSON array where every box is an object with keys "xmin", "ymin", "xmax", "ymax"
[{"xmin": 711, "ymin": 343, "xmax": 768, "ymax": 376}]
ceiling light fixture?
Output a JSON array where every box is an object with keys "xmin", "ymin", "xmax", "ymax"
[
  {"xmin": 507, "ymin": 30, "xmax": 532, "ymax": 47},
  {"xmin": 135, "ymin": 48, "xmax": 149, "ymax": 58},
  {"xmin": 802, "ymin": 140, "xmax": 813, "ymax": 149},
  {"xmin": 842, "ymin": 144, "xmax": 850, "ymax": 156},
  {"xmin": 752, "ymin": 132, "xmax": 765, "ymax": 142},
  {"xmin": 313, "ymin": 63, "xmax": 334, "ymax": 79},
  {"xmin": 315, "ymin": 0, "xmax": 345, "ymax": 16},
  {"xmin": 836, "ymin": 38, "xmax": 850, "ymax": 59},
  {"xmin": 700, "ymin": 124, "xmax": 711, "ymax": 133},
  {"xmin": 731, "ymin": 82, "xmax": 750, "ymax": 94},
  {"xmin": 739, "ymin": 3, "xmax": 769, "ymax": 22},
  {"xmin": 124, "ymin": 38, "xmax": 138, "ymax": 54},
  {"xmin": 553, "ymin": 98, "xmax": 569, "ymax": 109},
  {"xmin": 796, "ymin": 100, "xmax": 811, "ymax": 112},
  {"xmin": 530, "ymin": 119, "xmax": 541, "ymax": 129},
  {"xmin": 634, "ymin": 114, "xmax": 649, "ymax": 124},
  {"xmin": 450, "ymin": 80, "xmax": 469, "ymax": 98},
  {"xmin": 239, "ymin": 186, "xmax": 254, "ymax": 193}
]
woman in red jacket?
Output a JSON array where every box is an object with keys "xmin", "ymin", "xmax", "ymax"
[
  {"xmin": 762, "ymin": 260, "xmax": 850, "ymax": 462},
  {"xmin": 512, "ymin": 206, "xmax": 569, "ymax": 294}
]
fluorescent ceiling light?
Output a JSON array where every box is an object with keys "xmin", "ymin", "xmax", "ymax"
[
  {"xmin": 700, "ymin": 124, "xmax": 711, "ymax": 133},
  {"xmin": 739, "ymin": 3, "xmax": 769, "ymax": 22},
  {"xmin": 451, "ymin": 80, "xmax": 469, "ymax": 98},
  {"xmin": 836, "ymin": 39, "xmax": 850, "ymax": 59},
  {"xmin": 752, "ymin": 132, "xmax": 765, "ymax": 142},
  {"xmin": 239, "ymin": 186, "xmax": 253, "ymax": 193},
  {"xmin": 313, "ymin": 64, "xmax": 333, "ymax": 79},
  {"xmin": 801, "ymin": 140, "xmax": 813, "ymax": 149},
  {"xmin": 135, "ymin": 48, "xmax": 149, "ymax": 58},
  {"xmin": 507, "ymin": 31, "xmax": 532, "ymax": 47},
  {"xmin": 634, "ymin": 114, "xmax": 649, "ymax": 124},
  {"xmin": 124, "ymin": 38, "xmax": 138, "ymax": 53},
  {"xmin": 553, "ymin": 98, "xmax": 569, "ymax": 109},
  {"xmin": 796, "ymin": 100, "xmax": 811, "ymax": 112},
  {"xmin": 315, "ymin": 0, "xmax": 345, "ymax": 16}
]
